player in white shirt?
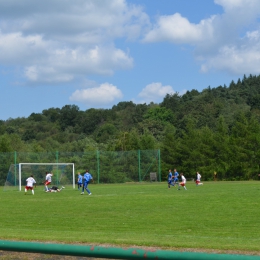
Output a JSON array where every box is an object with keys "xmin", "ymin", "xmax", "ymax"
[
  {"xmin": 44, "ymin": 172, "xmax": 53, "ymax": 191},
  {"xmin": 178, "ymin": 173, "xmax": 187, "ymax": 190},
  {"xmin": 25, "ymin": 175, "xmax": 36, "ymax": 195},
  {"xmin": 196, "ymin": 172, "xmax": 203, "ymax": 186}
]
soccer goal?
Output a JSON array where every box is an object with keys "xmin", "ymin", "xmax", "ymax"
[{"xmin": 4, "ymin": 163, "xmax": 75, "ymax": 191}]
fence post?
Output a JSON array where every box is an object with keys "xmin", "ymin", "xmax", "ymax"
[
  {"xmin": 138, "ymin": 150, "xmax": 141, "ymax": 182},
  {"xmin": 56, "ymin": 151, "xmax": 59, "ymax": 185},
  {"xmin": 14, "ymin": 151, "xmax": 17, "ymax": 186},
  {"xmin": 158, "ymin": 149, "xmax": 161, "ymax": 182},
  {"xmin": 96, "ymin": 150, "xmax": 100, "ymax": 184}
]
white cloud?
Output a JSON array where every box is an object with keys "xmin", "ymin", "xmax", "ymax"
[
  {"xmin": 0, "ymin": 31, "xmax": 133, "ymax": 83},
  {"xmin": 143, "ymin": 0, "xmax": 260, "ymax": 76},
  {"xmin": 0, "ymin": 0, "xmax": 150, "ymax": 41},
  {"xmin": 201, "ymin": 40, "xmax": 260, "ymax": 74},
  {"xmin": 143, "ymin": 13, "xmax": 214, "ymax": 44},
  {"xmin": 214, "ymin": 0, "xmax": 260, "ymax": 12},
  {"xmin": 69, "ymin": 83, "xmax": 123, "ymax": 106},
  {"xmin": 137, "ymin": 82, "xmax": 175, "ymax": 103},
  {"xmin": 2, "ymin": 0, "xmax": 260, "ymax": 87},
  {"xmin": 0, "ymin": 32, "xmax": 49, "ymax": 65},
  {"xmin": 0, "ymin": 0, "xmax": 148, "ymax": 84}
]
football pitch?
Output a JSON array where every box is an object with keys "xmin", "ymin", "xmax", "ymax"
[{"xmin": 1, "ymin": 181, "xmax": 260, "ymax": 253}]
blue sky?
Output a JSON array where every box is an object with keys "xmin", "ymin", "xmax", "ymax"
[{"xmin": 1, "ymin": 0, "xmax": 260, "ymax": 120}]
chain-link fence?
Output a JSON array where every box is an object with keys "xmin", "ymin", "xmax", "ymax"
[{"xmin": 1, "ymin": 150, "xmax": 161, "ymax": 190}]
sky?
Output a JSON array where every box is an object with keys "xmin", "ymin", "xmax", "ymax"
[{"xmin": 1, "ymin": 0, "xmax": 260, "ymax": 120}]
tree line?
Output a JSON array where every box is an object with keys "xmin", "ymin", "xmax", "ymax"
[{"xmin": 1, "ymin": 73, "xmax": 260, "ymax": 183}]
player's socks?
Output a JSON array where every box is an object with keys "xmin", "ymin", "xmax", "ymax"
[{"xmin": 32, "ymin": 190, "xmax": 34, "ymax": 195}]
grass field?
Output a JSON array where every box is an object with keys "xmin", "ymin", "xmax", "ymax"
[{"xmin": 1, "ymin": 181, "xmax": 260, "ymax": 254}]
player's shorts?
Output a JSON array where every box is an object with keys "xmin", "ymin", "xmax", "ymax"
[
  {"xmin": 180, "ymin": 182, "xmax": 186, "ymax": 186},
  {"xmin": 196, "ymin": 180, "xmax": 200, "ymax": 184},
  {"xmin": 83, "ymin": 181, "xmax": 90, "ymax": 187},
  {"xmin": 168, "ymin": 180, "xmax": 172, "ymax": 184},
  {"xmin": 173, "ymin": 178, "xmax": 179, "ymax": 182},
  {"xmin": 25, "ymin": 186, "xmax": 33, "ymax": 190},
  {"xmin": 45, "ymin": 181, "xmax": 51, "ymax": 185}
]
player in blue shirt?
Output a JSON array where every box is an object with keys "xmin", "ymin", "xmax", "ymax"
[
  {"xmin": 173, "ymin": 168, "xmax": 179, "ymax": 186},
  {"xmin": 168, "ymin": 169, "xmax": 174, "ymax": 188},
  {"xmin": 77, "ymin": 172, "xmax": 83, "ymax": 190},
  {"xmin": 81, "ymin": 169, "xmax": 94, "ymax": 195}
]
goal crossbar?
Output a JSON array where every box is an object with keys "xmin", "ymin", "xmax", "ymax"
[{"xmin": 18, "ymin": 163, "xmax": 75, "ymax": 191}]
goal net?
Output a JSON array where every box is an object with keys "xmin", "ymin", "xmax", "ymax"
[{"xmin": 4, "ymin": 163, "xmax": 75, "ymax": 191}]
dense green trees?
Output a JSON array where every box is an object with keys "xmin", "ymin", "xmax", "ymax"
[{"xmin": 2, "ymin": 74, "xmax": 260, "ymax": 183}]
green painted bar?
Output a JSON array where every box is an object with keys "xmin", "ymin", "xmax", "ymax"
[{"xmin": 0, "ymin": 240, "xmax": 259, "ymax": 260}]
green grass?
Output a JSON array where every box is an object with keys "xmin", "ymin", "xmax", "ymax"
[{"xmin": 1, "ymin": 181, "xmax": 260, "ymax": 252}]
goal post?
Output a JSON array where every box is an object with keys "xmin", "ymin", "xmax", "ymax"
[
  {"xmin": 19, "ymin": 163, "xmax": 75, "ymax": 191},
  {"xmin": 5, "ymin": 163, "xmax": 75, "ymax": 191}
]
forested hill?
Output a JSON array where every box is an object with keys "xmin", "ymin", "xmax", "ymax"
[{"xmin": 1, "ymin": 73, "xmax": 260, "ymax": 180}]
